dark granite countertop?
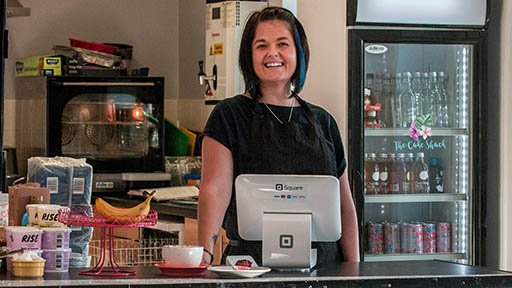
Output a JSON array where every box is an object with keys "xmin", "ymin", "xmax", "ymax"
[{"xmin": 1, "ymin": 260, "xmax": 512, "ymax": 287}]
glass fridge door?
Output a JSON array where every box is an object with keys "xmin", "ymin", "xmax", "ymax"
[{"xmin": 362, "ymin": 43, "xmax": 472, "ymax": 263}]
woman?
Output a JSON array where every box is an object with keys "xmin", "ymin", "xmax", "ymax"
[{"xmin": 198, "ymin": 6, "xmax": 359, "ymax": 265}]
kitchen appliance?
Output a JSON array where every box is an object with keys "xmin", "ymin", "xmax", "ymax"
[
  {"xmin": 15, "ymin": 76, "xmax": 166, "ymax": 192},
  {"xmin": 199, "ymin": 0, "xmax": 267, "ymax": 104},
  {"xmin": 347, "ymin": 0, "xmax": 488, "ymax": 265}
]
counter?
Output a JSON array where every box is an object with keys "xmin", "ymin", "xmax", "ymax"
[{"xmin": 1, "ymin": 260, "xmax": 512, "ymax": 287}]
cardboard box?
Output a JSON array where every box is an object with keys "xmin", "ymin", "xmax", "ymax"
[
  {"xmin": 15, "ymin": 55, "xmax": 63, "ymax": 76},
  {"xmin": 8, "ymin": 183, "xmax": 50, "ymax": 226}
]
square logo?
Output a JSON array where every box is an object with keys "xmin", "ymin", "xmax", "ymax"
[
  {"xmin": 280, "ymin": 235, "xmax": 293, "ymax": 249},
  {"xmin": 276, "ymin": 184, "xmax": 283, "ymax": 191}
]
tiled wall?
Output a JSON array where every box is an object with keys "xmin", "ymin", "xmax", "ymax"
[{"xmin": 3, "ymin": 99, "xmax": 16, "ymax": 148}]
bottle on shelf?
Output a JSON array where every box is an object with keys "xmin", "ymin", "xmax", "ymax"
[
  {"xmin": 399, "ymin": 72, "xmax": 416, "ymax": 128},
  {"xmin": 378, "ymin": 153, "xmax": 389, "ymax": 194},
  {"xmin": 363, "ymin": 152, "xmax": 368, "ymax": 194},
  {"xmin": 366, "ymin": 153, "xmax": 380, "ymax": 194},
  {"xmin": 393, "ymin": 73, "xmax": 403, "ymax": 128},
  {"xmin": 395, "ymin": 153, "xmax": 409, "ymax": 194},
  {"xmin": 429, "ymin": 157, "xmax": 444, "ymax": 193},
  {"xmin": 438, "ymin": 72, "xmax": 450, "ymax": 127},
  {"xmin": 405, "ymin": 153, "xmax": 415, "ymax": 193},
  {"xmin": 366, "ymin": 73, "xmax": 377, "ymax": 105},
  {"xmin": 388, "ymin": 153, "xmax": 400, "ymax": 194},
  {"xmin": 381, "ymin": 73, "xmax": 393, "ymax": 128},
  {"xmin": 411, "ymin": 72, "xmax": 423, "ymax": 117},
  {"xmin": 429, "ymin": 72, "xmax": 443, "ymax": 127},
  {"xmin": 411, "ymin": 152, "xmax": 430, "ymax": 194},
  {"xmin": 421, "ymin": 72, "xmax": 432, "ymax": 116},
  {"xmin": 375, "ymin": 73, "xmax": 383, "ymax": 104}
]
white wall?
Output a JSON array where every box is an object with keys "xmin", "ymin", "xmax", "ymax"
[
  {"xmin": 499, "ymin": 0, "xmax": 512, "ymax": 271},
  {"xmin": 5, "ymin": 0, "xmax": 180, "ymax": 100},
  {"xmin": 298, "ymin": 0, "xmax": 348, "ymax": 142}
]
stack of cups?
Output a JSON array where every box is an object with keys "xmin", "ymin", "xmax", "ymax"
[
  {"xmin": 25, "ymin": 204, "xmax": 72, "ymax": 272},
  {"xmin": 41, "ymin": 228, "xmax": 72, "ymax": 272}
]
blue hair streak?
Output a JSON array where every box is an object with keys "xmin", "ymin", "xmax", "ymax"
[{"xmin": 295, "ymin": 28, "xmax": 306, "ymax": 93}]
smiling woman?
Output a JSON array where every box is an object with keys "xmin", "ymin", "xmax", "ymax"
[{"xmin": 198, "ymin": 6, "xmax": 360, "ymax": 267}]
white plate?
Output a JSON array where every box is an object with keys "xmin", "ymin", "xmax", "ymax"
[{"xmin": 207, "ymin": 266, "xmax": 271, "ymax": 278}]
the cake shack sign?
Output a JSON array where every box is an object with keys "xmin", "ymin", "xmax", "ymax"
[{"xmin": 393, "ymin": 139, "xmax": 447, "ymax": 151}]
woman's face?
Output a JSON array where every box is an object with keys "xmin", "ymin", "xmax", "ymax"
[{"xmin": 251, "ymin": 20, "xmax": 297, "ymax": 87}]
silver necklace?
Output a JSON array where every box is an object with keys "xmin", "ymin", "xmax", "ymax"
[{"xmin": 263, "ymin": 96, "xmax": 295, "ymax": 124}]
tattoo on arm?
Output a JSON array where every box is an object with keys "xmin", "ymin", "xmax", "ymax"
[{"xmin": 212, "ymin": 234, "xmax": 218, "ymax": 245}]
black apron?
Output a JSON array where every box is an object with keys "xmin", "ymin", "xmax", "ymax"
[{"xmin": 222, "ymin": 95, "xmax": 344, "ymax": 266}]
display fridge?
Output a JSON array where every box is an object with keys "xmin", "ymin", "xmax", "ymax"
[{"xmin": 347, "ymin": 0, "xmax": 488, "ymax": 265}]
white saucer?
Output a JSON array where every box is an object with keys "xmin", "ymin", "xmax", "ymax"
[{"xmin": 207, "ymin": 266, "xmax": 271, "ymax": 278}]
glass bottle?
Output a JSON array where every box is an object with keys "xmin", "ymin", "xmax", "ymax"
[
  {"xmin": 399, "ymin": 72, "xmax": 416, "ymax": 128},
  {"xmin": 367, "ymin": 153, "xmax": 380, "ymax": 194},
  {"xmin": 393, "ymin": 73, "xmax": 403, "ymax": 128},
  {"xmin": 429, "ymin": 157, "xmax": 444, "ymax": 193},
  {"xmin": 421, "ymin": 72, "xmax": 432, "ymax": 116},
  {"xmin": 388, "ymin": 153, "xmax": 399, "ymax": 194},
  {"xmin": 438, "ymin": 72, "xmax": 450, "ymax": 127},
  {"xmin": 381, "ymin": 73, "xmax": 393, "ymax": 128},
  {"xmin": 363, "ymin": 153, "xmax": 368, "ymax": 194},
  {"xmin": 378, "ymin": 153, "xmax": 389, "ymax": 194},
  {"xmin": 395, "ymin": 153, "xmax": 409, "ymax": 194},
  {"xmin": 411, "ymin": 152, "xmax": 430, "ymax": 194},
  {"xmin": 411, "ymin": 72, "xmax": 423, "ymax": 117},
  {"xmin": 366, "ymin": 73, "xmax": 376, "ymax": 105},
  {"xmin": 405, "ymin": 153, "xmax": 415, "ymax": 194},
  {"xmin": 429, "ymin": 72, "xmax": 442, "ymax": 127}
]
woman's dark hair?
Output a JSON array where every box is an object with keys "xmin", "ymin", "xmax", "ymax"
[{"xmin": 239, "ymin": 6, "xmax": 309, "ymax": 100}]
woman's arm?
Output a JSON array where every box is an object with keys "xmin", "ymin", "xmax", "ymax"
[
  {"xmin": 198, "ymin": 136, "xmax": 234, "ymax": 264},
  {"xmin": 338, "ymin": 170, "xmax": 360, "ymax": 262}
]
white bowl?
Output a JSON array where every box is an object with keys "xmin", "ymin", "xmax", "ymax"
[{"xmin": 162, "ymin": 245, "xmax": 203, "ymax": 267}]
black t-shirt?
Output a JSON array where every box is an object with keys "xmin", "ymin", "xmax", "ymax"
[{"xmin": 203, "ymin": 95, "xmax": 347, "ymax": 239}]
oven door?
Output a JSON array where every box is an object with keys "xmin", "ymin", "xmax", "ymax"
[{"xmin": 47, "ymin": 76, "xmax": 164, "ymax": 173}]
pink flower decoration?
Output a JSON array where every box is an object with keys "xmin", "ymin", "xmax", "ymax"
[
  {"xmin": 418, "ymin": 126, "xmax": 432, "ymax": 140},
  {"xmin": 409, "ymin": 122, "xmax": 419, "ymax": 141}
]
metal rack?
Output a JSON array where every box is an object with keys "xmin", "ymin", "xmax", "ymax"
[{"xmin": 58, "ymin": 206, "xmax": 157, "ymax": 277}]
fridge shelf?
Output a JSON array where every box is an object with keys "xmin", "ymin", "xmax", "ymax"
[
  {"xmin": 364, "ymin": 193, "xmax": 468, "ymax": 203},
  {"xmin": 364, "ymin": 128, "xmax": 469, "ymax": 137},
  {"xmin": 364, "ymin": 252, "xmax": 467, "ymax": 262}
]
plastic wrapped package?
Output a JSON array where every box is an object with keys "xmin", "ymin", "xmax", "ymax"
[
  {"xmin": 69, "ymin": 253, "xmax": 91, "ymax": 268},
  {"xmin": 27, "ymin": 157, "xmax": 92, "ymax": 206},
  {"xmin": 69, "ymin": 225, "xmax": 93, "ymax": 256}
]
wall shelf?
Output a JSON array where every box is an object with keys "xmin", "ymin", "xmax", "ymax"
[
  {"xmin": 364, "ymin": 128, "xmax": 469, "ymax": 137},
  {"xmin": 364, "ymin": 252, "xmax": 467, "ymax": 262},
  {"xmin": 365, "ymin": 193, "xmax": 468, "ymax": 203}
]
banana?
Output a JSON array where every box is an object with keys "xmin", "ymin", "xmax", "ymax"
[{"xmin": 95, "ymin": 190, "xmax": 156, "ymax": 224}]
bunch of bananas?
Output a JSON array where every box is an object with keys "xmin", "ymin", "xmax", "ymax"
[{"xmin": 95, "ymin": 190, "xmax": 156, "ymax": 224}]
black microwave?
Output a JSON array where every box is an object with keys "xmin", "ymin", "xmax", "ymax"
[{"xmin": 15, "ymin": 76, "xmax": 165, "ymax": 176}]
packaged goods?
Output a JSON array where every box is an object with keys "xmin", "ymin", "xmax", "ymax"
[
  {"xmin": 5, "ymin": 226, "xmax": 42, "ymax": 250},
  {"xmin": 15, "ymin": 55, "xmax": 64, "ymax": 76},
  {"xmin": 384, "ymin": 222, "xmax": 400, "ymax": 254},
  {"xmin": 42, "ymin": 248, "xmax": 71, "ymax": 272},
  {"xmin": 368, "ymin": 222, "xmax": 384, "ymax": 254},
  {"xmin": 37, "ymin": 205, "xmax": 66, "ymax": 228},
  {"xmin": 27, "ymin": 157, "xmax": 92, "ymax": 206},
  {"xmin": 41, "ymin": 227, "xmax": 71, "ymax": 250}
]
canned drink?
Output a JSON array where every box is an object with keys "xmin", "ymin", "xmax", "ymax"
[
  {"xmin": 409, "ymin": 223, "xmax": 424, "ymax": 254},
  {"xmin": 384, "ymin": 222, "xmax": 400, "ymax": 254},
  {"xmin": 400, "ymin": 222, "xmax": 410, "ymax": 253},
  {"xmin": 423, "ymin": 223, "xmax": 436, "ymax": 253},
  {"xmin": 368, "ymin": 222, "xmax": 384, "ymax": 254},
  {"xmin": 437, "ymin": 222, "xmax": 451, "ymax": 252}
]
